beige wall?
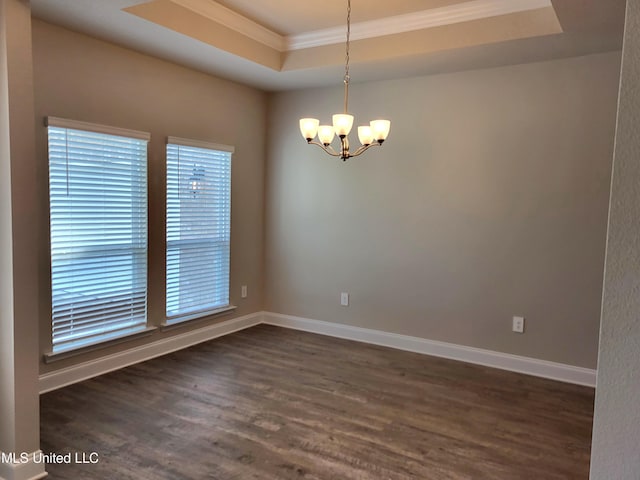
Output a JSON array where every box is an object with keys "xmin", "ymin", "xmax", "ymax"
[
  {"xmin": 25, "ymin": 8, "xmax": 624, "ymax": 379},
  {"xmin": 32, "ymin": 20, "xmax": 267, "ymax": 373},
  {"xmin": 265, "ymin": 52, "xmax": 621, "ymax": 368},
  {"xmin": 590, "ymin": 0, "xmax": 640, "ymax": 477},
  {"xmin": 0, "ymin": 0, "xmax": 41, "ymax": 466}
]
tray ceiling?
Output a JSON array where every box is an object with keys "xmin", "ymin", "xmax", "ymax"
[{"xmin": 30, "ymin": 0, "xmax": 626, "ymax": 91}]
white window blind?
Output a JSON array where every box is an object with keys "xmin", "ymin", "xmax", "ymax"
[
  {"xmin": 46, "ymin": 117, "xmax": 149, "ymax": 353},
  {"xmin": 166, "ymin": 138, "xmax": 233, "ymax": 322}
]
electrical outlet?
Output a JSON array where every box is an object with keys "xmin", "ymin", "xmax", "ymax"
[
  {"xmin": 512, "ymin": 316, "xmax": 525, "ymax": 333},
  {"xmin": 241, "ymin": 285, "xmax": 248, "ymax": 298},
  {"xmin": 340, "ymin": 292, "xmax": 349, "ymax": 306}
]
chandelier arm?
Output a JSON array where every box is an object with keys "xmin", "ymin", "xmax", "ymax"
[
  {"xmin": 307, "ymin": 141, "xmax": 342, "ymax": 157},
  {"xmin": 349, "ymin": 143, "xmax": 381, "ymax": 158}
]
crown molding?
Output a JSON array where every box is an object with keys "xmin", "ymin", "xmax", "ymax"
[
  {"xmin": 170, "ymin": 0, "xmax": 287, "ymax": 51},
  {"xmin": 167, "ymin": 0, "xmax": 553, "ymax": 53},
  {"xmin": 286, "ymin": 0, "xmax": 553, "ymax": 51}
]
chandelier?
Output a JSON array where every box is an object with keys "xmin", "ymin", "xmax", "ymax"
[{"xmin": 299, "ymin": 0, "xmax": 391, "ymax": 161}]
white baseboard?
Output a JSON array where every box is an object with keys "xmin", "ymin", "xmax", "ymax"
[
  {"xmin": 39, "ymin": 310, "xmax": 596, "ymax": 393},
  {"xmin": 263, "ymin": 312, "xmax": 597, "ymax": 387},
  {"xmin": 0, "ymin": 450, "xmax": 47, "ymax": 480},
  {"xmin": 39, "ymin": 312, "xmax": 263, "ymax": 394}
]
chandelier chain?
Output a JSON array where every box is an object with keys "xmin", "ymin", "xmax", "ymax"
[{"xmin": 343, "ymin": 0, "xmax": 351, "ymax": 112}]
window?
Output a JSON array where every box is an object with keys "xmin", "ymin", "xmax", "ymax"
[
  {"xmin": 46, "ymin": 117, "xmax": 149, "ymax": 353},
  {"xmin": 165, "ymin": 137, "xmax": 233, "ymax": 323}
]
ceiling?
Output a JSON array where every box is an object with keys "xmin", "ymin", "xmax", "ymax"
[{"xmin": 29, "ymin": 0, "xmax": 626, "ymax": 92}]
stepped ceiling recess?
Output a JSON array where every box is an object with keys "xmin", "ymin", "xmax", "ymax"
[{"xmin": 30, "ymin": 0, "xmax": 626, "ymax": 91}]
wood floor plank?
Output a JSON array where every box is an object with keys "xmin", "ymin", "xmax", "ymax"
[{"xmin": 40, "ymin": 324, "xmax": 594, "ymax": 479}]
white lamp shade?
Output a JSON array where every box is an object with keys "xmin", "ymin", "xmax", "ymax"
[
  {"xmin": 318, "ymin": 125, "xmax": 335, "ymax": 145},
  {"xmin": 370, "ymin": 119, "xmax": 391, "ymax": 142},
  {"xmin": 357, "ymin": 126, "xmax": 374, "ymax": 146},
  {"xmin": 299, "ymin": 118, "xmax": 319, "ymax": 140},
  {"xmin": 332, "ymin": 114, "xmax": 354, "ymax": 137}
]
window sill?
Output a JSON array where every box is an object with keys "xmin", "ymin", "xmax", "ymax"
[
  {"xmin": 161, "ymin": 305, "xmax": 237, "ymax": 330},
  {"xmin": 44, "ymin": 327, "xmax": 157, "ymax": 364}
]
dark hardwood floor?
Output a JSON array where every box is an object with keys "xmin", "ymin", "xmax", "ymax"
[{"xmin": 40, "ymin": 324, "xmax": 595, "ymax": 479}]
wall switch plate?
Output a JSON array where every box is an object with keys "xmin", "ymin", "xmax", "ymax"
[
  {"xmin": 512, "ymin": 316, "xmax": 525, "ymax": 333},
  {"xmin": 340, "ymin": 292, "xmax": 349, "ymax": 306},
  {"xmin": 241, "ymin": 285, "xmax": 248, "ymax": 298}
]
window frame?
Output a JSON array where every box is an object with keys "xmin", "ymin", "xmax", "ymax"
[
  {"xmin": 164, "ymin": 136, "xmax": 235, "ymax": 326},
  {"xmin": 45, "ymin": 116, "xmax": 152, "ymax": 356}
]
